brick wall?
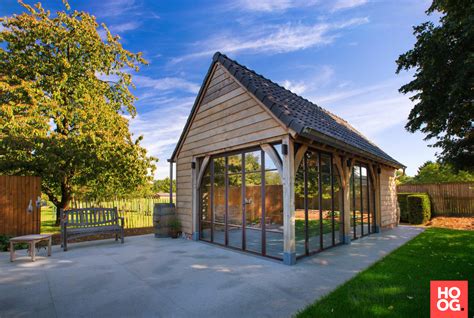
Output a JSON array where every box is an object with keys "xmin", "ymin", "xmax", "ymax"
[{"xmin": 379, "ymin": 167, "xmax": 399, "ymax": 228}]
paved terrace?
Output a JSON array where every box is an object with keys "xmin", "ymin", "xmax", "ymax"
[{"xmin": 0, "ymin": 226, "xmax": 423, "ymax": 318}]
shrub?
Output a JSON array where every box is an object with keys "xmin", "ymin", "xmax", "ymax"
[
  {"xmin": 0, "ymin": 235, "xmax": 29, "ymax": 251},
  {"xmin": 407, "ymin": 194, "xmax": 431, "ymax": 224},
  {"xmin": 397, "ymin": 192, "xmax": 412, "ymax": 222}
]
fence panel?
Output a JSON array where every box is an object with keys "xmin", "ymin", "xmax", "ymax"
[
  {"xmin": 397, "ymin": 182, "xmax": 474, "ymax": 216},
  {"xmin": 70, "ymin": 197, "xmax": 170, "ymax": 229},
  {"xmin": 0, "ymin": 175, "xmax": 41, "ymax": 236}
]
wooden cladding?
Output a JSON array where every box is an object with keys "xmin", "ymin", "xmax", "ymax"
[
  {"xmin": 397, "ymin": 182, "xmax": 474, "ymax": 216},
  {"xmin": 0, "ymin": 175, "xmax": 41, "ymax": 236}
]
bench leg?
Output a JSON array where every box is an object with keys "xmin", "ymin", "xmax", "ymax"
[
  {"xmin": 63, "ymin": 231, "xmax": 68, "ymax": 252},
  {"xmin": 10, "ymin": 241, "xmax": 15, "ymax": 262},
  {"xmin": 30, "ymin": 242, "xmax": 36, "ymax": 262},
  {"xmin": 121, "ymin": 228, "xmax": 124, "ymax": 244},
  {"xmin": 115, "ymin": 233, "xmax": 118, "ymax": 241},
  {"xmin": 48, "ymin": 237, "xmax": 52, "ymax": 257}
]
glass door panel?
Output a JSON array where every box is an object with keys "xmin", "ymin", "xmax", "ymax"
[
  {"xmin": 265, "ymin": 169, "xmax": 283, "ymax": 258},
  {"xmin": 306, "ymin": 151, "xmax": 321, "ymax": 253},
  {"xmin": 200, "ymin": 171, "xmax": 212, "ymax": 242},
  {"xmin": 213, "ymin": 172, "xmax": 226, "ymax": 245},
  {"xmin": 227, "ymin": 154, "xmax": 243, "ymax": 249}
]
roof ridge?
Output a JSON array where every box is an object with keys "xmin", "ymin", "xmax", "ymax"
[{"xmin": 215, "ymin": 52, "xmax": 330, "ymax": 111}]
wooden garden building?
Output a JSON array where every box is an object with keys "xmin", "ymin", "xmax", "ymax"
[{"xmin": 170, "ymin": 52, "xmax": 404, "ymax": 265}]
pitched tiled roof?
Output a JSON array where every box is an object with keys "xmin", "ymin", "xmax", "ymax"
[
  {"xmin": 213, "ymin": 52, "xmax": 404, "ymax": 168},
  {"xmin": 171, "ymin": 52, "xmax": 404, "ymax": 168}
]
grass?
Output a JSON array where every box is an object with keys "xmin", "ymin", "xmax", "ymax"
[
  {"xmin": 295, "ymin": 219, "xmax": 339, "ymax": 240},
  {"xmin": 297, "ymin": 228, "xmax": 474, "ymax": 317},
  {"xmin": 41, "ymin": 205, "xmax": 59, "ymax": 234}
]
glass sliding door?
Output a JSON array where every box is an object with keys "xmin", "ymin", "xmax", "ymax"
[
  {"xmin": 213, "ymin": 157, "xmax": 226, "ymax": 245},
  {"xmin": 200, "ymin": 164, "xmax": 212, "ymax": 241},
  {"xmin": 294, "ymin": 146, "xmax": 343, "ymax": 258},
  {"xmin": 227, "ymin": 154, "xmax": 243, "ymax": 249},
  {"xmin": 199, "ymin": 145, "xmax": 283, "ymax": 260},
  {"xmin": 265, "ymin": 146, "xmax": 283, "ymax": 259},
  {"xmin": 350, "ymin": 163, "xmax": 376, "ymax": 240},
  {"xmin": 244, "ymin": 151, "xmax": 263, "ymax": 253}
]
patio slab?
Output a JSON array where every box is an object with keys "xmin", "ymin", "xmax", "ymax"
[{"xmin": 0, "ymin": 225, "xmax": 423, "ymax": 318}]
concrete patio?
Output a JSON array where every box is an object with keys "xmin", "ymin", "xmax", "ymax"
[{"xmin": 0, "ymin": 226, "xmax": 423, "ymax": 318}]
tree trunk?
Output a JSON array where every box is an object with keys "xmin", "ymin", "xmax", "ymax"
[{"xmin": 54, "ymin": 181, "xmax": 72, "ymax": 226}]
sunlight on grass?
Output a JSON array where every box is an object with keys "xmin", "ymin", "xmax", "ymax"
[{"xmin": 296, "ymin": 228, "xmax": 474, "ymax": 318}]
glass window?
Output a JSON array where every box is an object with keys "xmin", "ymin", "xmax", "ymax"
[
  {"xmin": 213, "ymin": 172, "xmax": 226, "ymax": 245},
  {"xmin": 245, "ymin": 171, "xmax": 262, "ymax": 253},
  {"xmin": 200, "ymin": 166, "xmax": 211, "ymax": 241},
  {"xmin": 306, "ymin": 151, "xmax": 320, "ymax": 253}
]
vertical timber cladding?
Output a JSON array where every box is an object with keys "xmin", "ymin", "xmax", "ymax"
[
  {"xmin": 0, "ymin": 176, "xmax": 41, "ymax": 236},
  {"xmin": 175, "ymin": 63, "xmax": 287, "ymax": 235}
]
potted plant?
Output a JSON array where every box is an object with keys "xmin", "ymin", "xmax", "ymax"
[{"xmin": 168, "ymin": 216, "xmax": 181, "ymax": 238}]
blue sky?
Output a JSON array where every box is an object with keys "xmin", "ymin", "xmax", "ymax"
[{"xmin": 1, "ymin": 0, "xmax": 439, "ymax": 178}]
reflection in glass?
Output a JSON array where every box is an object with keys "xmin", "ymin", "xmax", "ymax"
[
  {"xmin": 245, "ymin": 171, "xmax": 262, "ymax": 253},
  {"xmin": 265, "ymin": 158, "xmax": 283, "ymax": 259},
  {"xmin": 213, "ymin": 172, "xmax": 225, "ymax": 245},
  {"xmin": 200, "ymin": 170, "xmax": 211, "ymax": 241},
  {"xmin": 295, "ymin": 158, "xmax": 306, "ymax": 257},
  {"xmin": 306, "ymin": 151, "xmax": 321, "ymax": 253}
]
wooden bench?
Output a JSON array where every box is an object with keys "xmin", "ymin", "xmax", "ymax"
[{"xmin": 60, "ymin": 207, "xmax": 124, "ymax": 251}]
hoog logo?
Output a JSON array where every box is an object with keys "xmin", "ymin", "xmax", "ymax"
[{"xmin": 430, "ymin": 281, "xmax": 468, "ymax": 318}]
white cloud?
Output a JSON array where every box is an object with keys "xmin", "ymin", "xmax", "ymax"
[
  {"xmin": 110, "ymin": 22, "xmax": 141, "ymax": 33},
  {"xmin": 97, "ymin": 0, "xmax": 139, "ymax": 17},
  {"xmin": 282, "ymin": 80, "xmax": 307, "ymax": 95},
  {"xmin": 129, "ymin": 97, "xmax": 195, "ymax": 179},
  {"xmin": 133, "ymin": 75, "xmax": 200, "ymax": 94},
  {"xmin": 235, "ymin": 0, "xmax": 318, "ymax": 12},
  {"xmin": 281, "ymin": 65, "xmax": 334, "ymax": 95},
  {"xmin": 171, "ymin": 18, "xmax": 369, "ymax": 64},
  {"xmin": 331, "ymin": 0, "xmax": 368, "ymax": 12}
]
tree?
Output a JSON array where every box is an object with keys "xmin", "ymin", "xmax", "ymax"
[
  {"xmin": 396, "ymin": 0, "xmax": 473, "ymax": 171},
  {"xmin": 0, "ymin": 1, "xmax": 156, "ymax": 224},
  {"xmin": 398, "ymin": 161, "xmax": 474, "ymax": 184},
  {"xmin": 153, "ymin": 178, "xmax": 176, "ymax": 194}
]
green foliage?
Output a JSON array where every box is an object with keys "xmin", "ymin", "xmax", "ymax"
[
  {"xmin": 396, "ymin": 0, "xmax": 474, "ymax": 171},
  {"xmin": 167, "ymin": 216, "xmax": 181, "ymax": 231},
  {"xmin": 401, "ymin": 161, "xmax": 474, "ymax": 184},
  {"xmin": 0, "ymin": 235, "xmax": 28, "ymax": 251},
  {"xmin": 407, "ymin": 193, "xmax": 431, "ymax": 224},
  {"xmin": 153, "ymin": 178, "xmax": 175, "ymax": 194},
  {"xmin": 397, "ymin": 192, "xmax": 412, "ymax": 223},
  {"xmin": 0, "ymin": 1, "xmax": 156, "ymax": 222}
]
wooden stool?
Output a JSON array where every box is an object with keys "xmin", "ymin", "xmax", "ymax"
[{"xmin": 10, "ymin": 234, "xmax": 52, "ymax": 262}]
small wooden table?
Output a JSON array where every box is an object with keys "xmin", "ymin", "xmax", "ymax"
[{"xmin": 10, "ymin": 234, "xmax": 52, "ymax": 262}]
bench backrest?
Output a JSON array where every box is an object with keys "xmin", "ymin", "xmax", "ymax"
[{"xmin": 61, "ymin": 207, "xmax": 119, "ymax": 228}]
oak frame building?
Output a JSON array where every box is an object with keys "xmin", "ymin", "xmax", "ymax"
[{"xmin": 170, "ymin": 52, "xmax": 403, "ymax": 265}]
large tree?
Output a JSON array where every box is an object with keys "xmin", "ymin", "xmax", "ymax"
[
  {"xmin": 396, "ymin": 0, "xmax": 473, "ymax": 171},
  {"xmin": 0, "ymin": 1, "xmax": 155, "ymax": 223}
]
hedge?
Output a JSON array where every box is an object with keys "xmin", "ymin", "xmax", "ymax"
[
  {"xmin": 397, "ymin": 193, "xmax": 412, "ymax": 223},
  {"xmin": 407, "ymin": 193, "xmax": 431, "ymax": 224}
]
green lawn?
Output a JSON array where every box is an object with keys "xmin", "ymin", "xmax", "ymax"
[
  {"xmin": 297, "ymin": 228, "xmax": 474, "ymax": 317},
  {"xmin": 295, "ymin": 219, "xmax": 339, "ymax": 240},
  {"xmin": 41, "ymin": 205, "xmax": 59, "ymax": 234}
]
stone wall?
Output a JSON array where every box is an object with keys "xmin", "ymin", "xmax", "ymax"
[{"xmin": 379, "ymin": 166, "xmax": 399, "ymax": 228}]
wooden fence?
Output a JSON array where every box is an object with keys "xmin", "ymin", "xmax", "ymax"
[
  {"xmin": 397, "ymin": 182, "xmax": 474, "ymax": 216},
  {"xmin": 0, "ymin": 175, "xmax": 41, "ymax": 236},
  {"xmin": 69, "ymin": 197, "xmax": 170, "ymax": 229}
]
